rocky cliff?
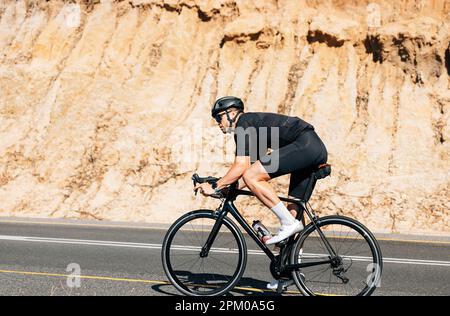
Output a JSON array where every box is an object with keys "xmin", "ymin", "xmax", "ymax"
[{"xmin": 0, "ymin": 0, "xmax": 449, "ymax": 235}]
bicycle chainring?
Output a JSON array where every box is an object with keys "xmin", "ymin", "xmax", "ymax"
[{"xmin": 270, "ymin": 256, "xmax": 291, "ymax": 280}]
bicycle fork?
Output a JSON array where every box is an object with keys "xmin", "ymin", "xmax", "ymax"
[{"xmin": 199, "ymin": 209, "xmax": 227, "ymax": 258}]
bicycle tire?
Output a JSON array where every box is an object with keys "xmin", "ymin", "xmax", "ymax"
[
  {"xmin": 290, "ymin": 215, "xmax": 383, "ymax": 296},
  {"xmin": 162, "ymin": 210, "xmax": 247, "ymax": 296}
]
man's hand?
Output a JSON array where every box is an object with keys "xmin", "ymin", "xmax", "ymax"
[{"xmin": 194, "ymin": 182, "xmax": 215, "ymax": 196}]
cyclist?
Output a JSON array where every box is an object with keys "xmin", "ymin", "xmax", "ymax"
[{"xmin": 194, "ymin": 96, "xmax": 328, "ymax": 287}]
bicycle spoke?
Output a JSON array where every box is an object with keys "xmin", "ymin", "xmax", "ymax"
[
  {"xmin": 332, "ymin": 226, "xmax": 339, "ymax": 260},
  {"xmin": 341, "ymin": 236, "xmax": 364, "ymax": 257},
  {"xmin": 318, "ymin": 233, "xmax": 334, "ymax": 256},
  {"xmin": 344, "ymin": 238, "xmax": 370, "ymax": 258},
  {"xmin": 328, "ymin": 268, "xmax": 332, "ymax": 294},
  {"xmin": 311, "ymin": 232, "xmax": 329, "ymax": 257},
  {"xmin": 201, "ymin": 258, "xmax": 205, "ymax": 277},
  {"xmin": 180, "ymin": 228, "xmax": 197, "ymax": 248},
  {"xmin": 187, "ymin": 256, "xmax": 202, "ymax": 273},
  {"xmin": 189, "ymin": 221, "xmax": 204, "ymax": 246},
  {"xmin": 306, "ymin": 265, "xmax": 331, "ymax": 282},
  {"xmin": 170, "ymin": 253, "xmax": 201, "ymax": 256},
  {"xmin": 183, "ymin": 221, "xmax": 205, "ymax": 247},
  {"xmin": 171, "ymin": 254, "xmax": 200, "ymax": 264},
  {"xmin": 173, "ymin": 256, "xmax": 201, "ymax": 270},
  {"xmin": 337, "ymin": 228, "xmax": 352, "ymax": 254},
  {"xmin": 302, "ymin": 264, "xmax": 329, "ymax": 276},
  {"xmin": 209, "ymin": 255, "xmax": 237, "ymax": 268},
  {"xmin": 345, "ymin": 248, "xmax": 371, "ymax": 258},
  {"xmin": 223, "ymin": 232, "xmax": 236, "ymax": 249},
  {"xmin": 336, "ymin": 225, "xmax": 342, "ymax": 255}
]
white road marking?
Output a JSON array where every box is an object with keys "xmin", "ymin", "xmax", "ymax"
[{"xmin": 0, "ymin": 235, "xmax": 449, "ymax": 267}]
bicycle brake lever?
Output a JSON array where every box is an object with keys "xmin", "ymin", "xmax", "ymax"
[{"xmin": 192, "ymin": 174, "xmax": 199, "ymax": 195}]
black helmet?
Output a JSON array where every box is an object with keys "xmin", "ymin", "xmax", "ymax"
[{"xmin": 211, "ymin": 96, "xmax": 244, "ymax": 118}]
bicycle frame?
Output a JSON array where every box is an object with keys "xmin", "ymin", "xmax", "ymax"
[{"xmin": 200, "ymin": 185, "xmax": 336, "ymax": 272}]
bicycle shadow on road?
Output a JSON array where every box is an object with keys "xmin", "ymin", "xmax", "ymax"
[{"xmin": 151, "ymin": 274, "xmax": 288, "ymax": 296}]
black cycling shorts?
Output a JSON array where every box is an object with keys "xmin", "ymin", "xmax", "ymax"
[{"xmin": 259, "ymin": 129, "xmax": 328, "ymax": 199}]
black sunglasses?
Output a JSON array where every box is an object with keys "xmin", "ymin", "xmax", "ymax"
[{"xmin": 214, "ymin": 111, "xmax": 229, "ymax": 124}]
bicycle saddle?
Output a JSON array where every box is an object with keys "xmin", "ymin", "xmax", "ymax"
[{"xmin": 314, "ymin": 163, "xmax": 331, "ymax": 180}]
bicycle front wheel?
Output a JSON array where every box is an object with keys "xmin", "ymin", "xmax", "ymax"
[
  {"xmin": 162, "ymin": 210, "xmax": 247, "ymax": 296},
  {"xmin": 290, "ymin": 216, "xmax": 383, "ymax": 296}
]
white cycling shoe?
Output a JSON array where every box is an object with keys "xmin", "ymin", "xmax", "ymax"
[
  {"xmin": 265, "ymin": 220, "xmax": 303, "ymax": 245},
  {"xmin": 267, "ymin": 279, "xmax": 294, "ymax": 291}
]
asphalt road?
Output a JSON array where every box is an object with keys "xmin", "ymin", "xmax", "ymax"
[{"xmin": 0, "ymin": 217, "xmax": 449, "ymax": 296}]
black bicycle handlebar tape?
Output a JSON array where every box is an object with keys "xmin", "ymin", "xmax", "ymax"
[
  {"xmin": 192, "ymin": 174, "xmax": 221, "ymax": 196},
  {"xmin": 192, "ymin": 174, "xmax": 220, "ymax": 185}
]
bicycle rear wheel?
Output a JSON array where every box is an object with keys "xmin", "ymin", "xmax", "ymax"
[
  {"xmin": 162, "ymin": 210, "xmax": 247, "ymax": 296},
  {"xmin": 290, "ymin": 216, "xmax": 382, "ymax": 296}
]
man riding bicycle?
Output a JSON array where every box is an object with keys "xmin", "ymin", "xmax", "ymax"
[
  {"xmin": 194, "ymin": 96, "xmax": 328, "ymax": 287},
  {"xmin": 195, "ymin": 96, "xmax": 328, "ymax": 242}
]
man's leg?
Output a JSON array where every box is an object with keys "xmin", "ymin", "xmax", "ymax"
[
  {"xmin": 242, "ymin": 161, "xmax": 302, "ymax": 245},
  {"xmin": 241, "ymin": 161, "xmax": 300, "ymax": 216},
  {"xmin": 241, "ymin": 161, "xmax": 280, "ymax": 208}
]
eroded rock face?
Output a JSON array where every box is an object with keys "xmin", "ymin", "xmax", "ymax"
[{"xmin": 0, "ymin": 0, "xmax": 449, "ymax": 235}]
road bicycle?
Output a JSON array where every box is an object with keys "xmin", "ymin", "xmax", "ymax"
[{"xmin": 162, "ymin": 164, "xmax": 383, "ymax": 296}]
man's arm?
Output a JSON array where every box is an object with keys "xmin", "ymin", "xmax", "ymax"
[{"xmin": 216, "ymin": 156, "xmax": 250, "ymax": 190}]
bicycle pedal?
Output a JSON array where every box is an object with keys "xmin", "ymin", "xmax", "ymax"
[
  {"xmin": 276, "ymin": 282, "xmax": 284, "ymax": 294},
  {"xmin": 275, "ymin": 279, "xmax": 294, "ymax": 294}
]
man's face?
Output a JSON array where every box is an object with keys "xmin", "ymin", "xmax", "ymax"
[{"xmin": 215, "ymin": 111, "xmax": 231, "ymax": 134}]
